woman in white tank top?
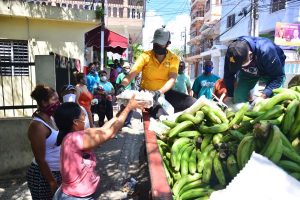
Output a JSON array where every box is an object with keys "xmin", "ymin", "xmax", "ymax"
[{"xmin": 26, "ymin": 85, "xmax": 61, "ymax": 200}]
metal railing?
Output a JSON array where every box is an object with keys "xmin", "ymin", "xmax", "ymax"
[
  {"xmin": 285, "ymin": 61, "xmax": 300, "ymax": 75},
  {"xmin": 0, "ymin": 62, "xmax": 36, "ymax": 118},
  {"xmin": 25, "ymin": 0, "xmax": 144, "ymax": 19},
  {"xmin": 191, "ymin": 10, "xmax": 204, "ymax": 20}
]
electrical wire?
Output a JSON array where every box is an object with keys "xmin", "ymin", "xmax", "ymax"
[
  {"xmin": 214, "ymin": 6, "xmax": 251, "ymax": 41},
  {"xmin": 190, "ymin": 0, "xmax": 246, "ymax": 37}
]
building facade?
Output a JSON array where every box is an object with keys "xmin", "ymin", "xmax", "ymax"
[
  {"xmin": 220, "ymin": 0, "xmax": 300, "ymax": 86},
  {"xmin": 186, "ymin": 0, "xmax": 205, "ymax": 81},
  {"xmin": 186, "ymin": 0, "xmax": 223, "ymax": 81}
]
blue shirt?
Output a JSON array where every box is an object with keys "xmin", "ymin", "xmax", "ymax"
[
  {"xmin": 173, "ymin": 73, "xmax": 191, "ymax": 94},
  {"xmin": 86, "ymin": 72, "xmax": 100, "ymax": 94},
  {"xmin": 224, "ymin": 36, "xmax": 286, "ymax": 97},
  {"xmin": 96, "ymin": 81, "xmax": 114, "ymax": 93},
  {"xmin": 192, "ymin": 74, "xmax": 220, "ymax": 99}
]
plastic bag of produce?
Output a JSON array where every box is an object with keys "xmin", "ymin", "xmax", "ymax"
[
  {"xmin": 116, "ymin": 90, "xmax": 153, "ymax": 107},
  {"xmin": 148, "ymin": 117, "xmax": 170, "ymax": 137}
]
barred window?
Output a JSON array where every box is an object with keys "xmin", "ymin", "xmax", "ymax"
[{"xmin": 0, "ymin": 40, "xmax": 29, "ymax": 76}]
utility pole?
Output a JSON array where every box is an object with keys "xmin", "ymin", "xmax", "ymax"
[
  {"xmin": 100, "ymin": 0, "xmax": 106, "ymax": 70},
  {"xmin": 250, "ymin": 0, "xmax": 259, "ymax": 36},
  {"xmin": 181, "ymin": 27, "xmax": 187, "ymax": 58}
]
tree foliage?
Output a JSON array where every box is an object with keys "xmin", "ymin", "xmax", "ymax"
[
  {"xmin": 132, "ymin": 43, "xmax": 144, "ymax": 61},
  {"xmin": 170, "ymin": 48, "xmax": 184, "ymax": 58}
]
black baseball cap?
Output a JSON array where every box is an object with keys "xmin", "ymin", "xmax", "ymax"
[{"xmin": 226, "ymin": 40, "xmax": 250, "ymax": 71}]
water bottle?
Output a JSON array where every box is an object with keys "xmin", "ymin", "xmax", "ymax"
[{"xmin": 158, "ymin": 95, "xmax": 174, "ymax": 115}]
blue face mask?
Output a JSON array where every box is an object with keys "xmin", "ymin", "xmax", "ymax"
[{"xmin": 204, "ymin": 66, "xmax": 213, "ymax": 73}]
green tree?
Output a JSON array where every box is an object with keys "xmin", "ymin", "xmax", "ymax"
[
  {"xmin": 132, "ymin": 43, "xmax": 144, "ymax": 61},
  {"xmin": 170, "ymin": 48, "xmax": 184, "ymax": 57}
]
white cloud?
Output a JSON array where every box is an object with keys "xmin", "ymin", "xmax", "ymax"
[
  {"xmin": 142, "ymin": 10, "xmax": 165, "ymax": 50},
  {"xmin": 166, "ymin": 14, "xmax": 190, "ymax": 50},
  {"xmin": 143, "ymin": 11, "xmax": 191, "ymax": 51}
]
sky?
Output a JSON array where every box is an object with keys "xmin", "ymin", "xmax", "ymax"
[{"xmin": 142, "ymin": 0, "xmax": 191, "ymax": 51}]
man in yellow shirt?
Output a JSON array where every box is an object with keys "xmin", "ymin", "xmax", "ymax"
[{"xmin": 117, "ymin": 27, "xmax": 196, "ymax": 118}]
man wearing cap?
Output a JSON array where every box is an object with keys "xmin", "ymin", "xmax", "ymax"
[
  {"xmin": 117, "ymin": 27, "xmax": 196, "ymax": 118},
  {"xmin": 224, "ymin": 36, "xmax": 286, "ymax": 104}
]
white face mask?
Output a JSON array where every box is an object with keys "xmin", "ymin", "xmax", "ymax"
[
  {"xmin": 63, "ymin": 94, "xmax": 76, "ymax": 103},
  {"xmin": 100, "ymin": 76, "xmax": 107, "ymax": 82}
]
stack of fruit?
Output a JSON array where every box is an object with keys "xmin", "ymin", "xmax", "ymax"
[{"xmin": 157, "ymin": 86, "xmax": 300, "ymax": 200}]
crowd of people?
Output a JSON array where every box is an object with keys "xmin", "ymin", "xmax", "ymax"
[{"xmin": 25, "ymin": 26, "xmax": 287, "ymax": 199}]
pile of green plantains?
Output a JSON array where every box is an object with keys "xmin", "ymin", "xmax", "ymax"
[{"xmin": 157, "ymin": 86, "xmax": 300, "ymax": 200}]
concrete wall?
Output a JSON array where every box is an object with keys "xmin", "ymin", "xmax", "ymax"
[
  {"xmin": 0, "ymin": 16, "xmax": 97, "ymax": 65},
  {"xmin": 258, "ymin": 0, "xmax": 300, "ymax": 33},
  {"xmin": 0, "ymin": 118, "xmax": 32, "ymax": 175},
  {"xmin": 220, "ymin": 0, "xmax": 251, "ymax": 42},
  {"xmin": 35, "ymin": 55, "xmax": 56, "ymax": 89}
]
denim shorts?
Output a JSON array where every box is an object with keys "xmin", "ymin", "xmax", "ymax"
[{"xmin": 52, "ymin": 186, "xmax": 100, "ymax": 200}]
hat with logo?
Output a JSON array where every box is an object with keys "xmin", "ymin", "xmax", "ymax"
[
  {"xmin": 226, "ymin": 40, "xmax": 250, "ymax": 71},
  {"xmin": 152, "ymin": 27, "xmax": 171, "ymax": 46}
]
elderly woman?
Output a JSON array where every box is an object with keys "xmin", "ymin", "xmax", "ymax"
[{"xmin": 52, "ymin": 95, "xmax": 145, "ymax": 199}]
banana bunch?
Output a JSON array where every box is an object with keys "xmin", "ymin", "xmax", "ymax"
[{"xmin": 156, "ymin": 87, "xmax": 300, "ymax": 200}]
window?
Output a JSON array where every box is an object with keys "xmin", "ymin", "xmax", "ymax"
[
  {"xmin": 227, "ymin": 14, "xmax": 235, "ymax": 28},
  {"xmin": 0, "ymin": 40, "xmax": 29, "ymax": 76},
  {"xmin": 127, "ymin": 8, "xmax": 131, "ymax": 18},
  {"xmin": 113, "ymin": 7, "xmax": 117, "ymax": 17},
  {"xmin": 137, "ymin": 10, "xmax": 140, "ymax": 19},
  {"xmin": 205, "ymin": 0, "xmax": 211, "ymax": 12},
  {"xmin": 119, "ymin": 8, "xmax": 124, "ymax": 18},
  {"xmin": 132, "ymin": 9, "xmax": 135, "ymax": 18},
  {"xmin": 108, "ymin": 7, "xmax": 111, "ymax": 17},
  {"xmin": 271, "ymin": 0, "xmax": 286, "ymax": 13}
]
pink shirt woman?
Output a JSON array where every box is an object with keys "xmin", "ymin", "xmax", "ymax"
[{"xmin": 52, "ymin": 95, "xmax": 146, "ymax": 199}]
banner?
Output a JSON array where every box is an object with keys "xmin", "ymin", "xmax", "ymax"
[{"xmin": 274, "ymin": 22, "xmax": 300, "ymax": 46}]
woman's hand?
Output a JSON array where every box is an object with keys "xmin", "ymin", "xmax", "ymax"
[
  {"xmin": 127, "ymin": 94, "xmax": 147, "ymax": 111},
  {"xmin": 49, "ymin": 180, "xmax": 58, "ymax": 195}
]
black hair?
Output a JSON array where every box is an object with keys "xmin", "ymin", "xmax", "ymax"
[
  {"xmin": 54, "ymin": 102, "xmax": 81, "ymax": 146},
  {"xmin": 88, "ymin": 63, "xmax": 94, "ymax": 68},
  {"xmin": 100, "ymin": 70, "xmax": 107, "ymax": 75},
  {"xmin": 31, "ymin": 84, "xmax": 56, "ymax": 107},
  {"xmin": 75, "ymin": 72, "xmax": 85, "ymax": 83}
]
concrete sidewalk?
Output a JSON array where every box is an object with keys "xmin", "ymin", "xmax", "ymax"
[{"xmin": 0, "ymin": 111, "xmax": 150, "ymax": 200}]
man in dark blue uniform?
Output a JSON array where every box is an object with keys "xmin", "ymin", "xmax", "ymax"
[{"xmin": 224, "ymin": 36, "xmax": 286, "ymax": 103}]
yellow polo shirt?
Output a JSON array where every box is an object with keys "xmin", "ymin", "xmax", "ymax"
[{"xmin": 132, "ymin": 50, "xmax": 180, "ymax": 91}]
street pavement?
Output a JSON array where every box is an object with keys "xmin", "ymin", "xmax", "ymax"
[{"xmin": 0, "ymin": 110, "xmax": 150, "ymax": 200}]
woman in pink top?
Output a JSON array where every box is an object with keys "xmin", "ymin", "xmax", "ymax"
[{"xmin": 52, "ymin": 95, "xmax": 145, "ymax": 199}]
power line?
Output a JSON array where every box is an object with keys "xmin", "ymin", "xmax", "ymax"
[
  {"xmin": 191, "ymin": 0, "xmax": 246, "ymax": 38},
  {"xmin": 214, "ymin": 5, "xmax": 251, "ymax": 41}
]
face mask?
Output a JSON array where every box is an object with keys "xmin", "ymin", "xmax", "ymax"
[
  {"xmin": 63, "ymin": 94, "xmax": 76, "ymax": 103},
  {"xmin": 178, "ymin": 66, "xmax": 185, "ymax": 74},
  {"xmin": 42, "ymin": 101, "xmax": 60, "ymax": 117},
  {"xmin": 204, "ymin": 66, "xmax": 213, "ymax": 74},
  {"xmin": 153, "ymin": 44, "xmax": 167, "ymax": 55},
  {"xmin": 100, "ymin": 76, "xmax": 107, "ymax": 82},
  {"xmin": 241, "ymin": 59, "xmax": 252, "ymax": 67},
  {"xmin": 124, "ymin": 69, "xmax": 130, "ymax": 75}
]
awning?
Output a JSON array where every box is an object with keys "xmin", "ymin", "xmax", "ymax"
[{"xmin": 85, "ymin": 27, "xmax": 128, "ymax": 55}]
